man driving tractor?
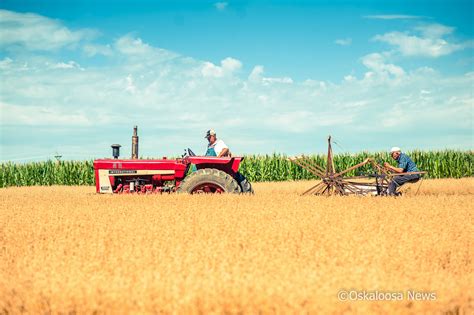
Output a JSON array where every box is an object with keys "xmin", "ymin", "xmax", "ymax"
[
  {"xmin": 205, "ymin": 129, "xmax": 231, "ymax": 157},
  {"xmin": 384, "ymin": 147, "xmax": 420, "ymax": 196}
]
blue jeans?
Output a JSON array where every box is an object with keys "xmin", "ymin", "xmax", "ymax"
[{"xmin": 388, "ymin": 174, "xmax": 420, "ymax": 195}]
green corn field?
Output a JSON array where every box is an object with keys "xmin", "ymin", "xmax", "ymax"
[
  {"xmin": 0, "ymin": 160, "xmax": 95, "ymax": 188},
  {"xmin": 239, "ymin": 151, "xmax": 473, "ymax": 182},
  {"xmin": 0, "ymin": 151, "xmax": 472, "ymax": 188}
]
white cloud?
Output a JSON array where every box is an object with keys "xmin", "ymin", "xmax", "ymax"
[
  {"xmin": 263, "ymin": 77, "xmax": 293, "ymax": 84},
  {"xmin": 113, "ymin": 34, "xmax": 179, "ymax": 64},
  {"xmin": 83, "ymin": 43, "xmax": 113, "ymax": 57},
  {"xmin": 361, "ymin": 53, "xmax": 405, "ymax": 78},
  {"xmin": 51, "ymin": 61, "xmax": 84, "ymax": 71},
  {"xmin": 114, "ymin": 35, "xmax": 154, "ymax": 55},
  {"xmin": 364, "ymin": 15, "xmax": 423, "ymax": 20},
  {"xmin": 221, "ymin": 57, "xmax": 242, "ymax": 72},
  {"xmin": 248, "ymin": 65, "xmax": 264, "ymax": 82},
  {"xmin": 265, "ymin": 111, "xmax": 353, "ymax": 132},
  {"xmin": 201, "ymin": 57, "xmax": 242, "ymax": 77},
  {"xmin": 0, "ymin": 9, "xmax": 96, "ymax": 51},
  {"xmin": 125, "ymin": 74, "xmax": 137, "ymax": 93},
  {"xmin": 0, "ymin": 101, "xmax": 91, "ymax": 126},
  {"xmin": 344, "ymin": 75, "xmax": 356, "ymax": 82},
  {"xmin": 414, "ymin": 24, "xmax": 454, "ymax": 38},
  {"xmin": 374, "ymin": 24, "xmax": 469, "ymax": 58},
  {"xmin": 335, "ymin": 38, "xmax": 352, "ymax": 46},
  {"xmin": 248, "ymin": 65, "xmax": 293, "ymax": 84},
  {"xmin": 0, "ymin": 57, "xmax": 13, "ymax": 70},
  {"xmin": 214, "ymin": 2, "xmax": 228, "ymax": 11}
]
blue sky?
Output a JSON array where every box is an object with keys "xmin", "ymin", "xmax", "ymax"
[{"xmin": 0, "ymin": 0, "xmax": 473, "ymax": 161}]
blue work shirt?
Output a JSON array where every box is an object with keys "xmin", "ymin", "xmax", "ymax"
[{"xmin": 396, "ymin": 153, "xmax": 419, "ymax": 172}]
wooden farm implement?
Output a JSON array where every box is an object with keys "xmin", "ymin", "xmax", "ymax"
[{"xmin": 289, "ymin": 136, "xmax": 426, "ymax": 196}]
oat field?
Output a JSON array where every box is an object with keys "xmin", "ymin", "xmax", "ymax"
[{"xmin": 1, "ymin": 179, "xmax": 473, "ymax": 314}]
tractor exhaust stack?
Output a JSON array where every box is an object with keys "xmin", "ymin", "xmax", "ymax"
[{"xmin": 132, "ymin": 126, "xmax": 139, "ymax": 159}]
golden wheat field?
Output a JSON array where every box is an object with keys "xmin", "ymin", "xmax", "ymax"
[{"xmin": 1, "ymin": 179, "xmax": 473, "ymax": 314}]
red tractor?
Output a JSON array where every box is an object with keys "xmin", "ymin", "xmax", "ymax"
[{"xmin": 93, "ymin": 127, "xmax": 253, "ymax": 194}]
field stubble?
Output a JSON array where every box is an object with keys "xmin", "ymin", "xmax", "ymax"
[{"xmin": 0, "ymin": 179, "xmax": 473, "ymax": 314}]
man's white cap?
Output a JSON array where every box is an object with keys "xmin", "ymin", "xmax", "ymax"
[
  {"xmin": 390, "ymin": 146, "xmax": 401, "ymax": 153},
  {"xmin": 205, "ymin": 129, "xmax": 216, "ymax": 138}
]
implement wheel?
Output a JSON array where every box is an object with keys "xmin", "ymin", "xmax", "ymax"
[{"xmin": 177, "ymin": 168, "xmax": 241, "ymax": 194}]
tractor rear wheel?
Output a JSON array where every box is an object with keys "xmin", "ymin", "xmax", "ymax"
[{"xmin": 177, "ymin": 168, "xmax": 241, "ymax": 194}]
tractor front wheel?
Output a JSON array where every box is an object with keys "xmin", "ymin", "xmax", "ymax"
[{"xmin": 177, "ymin": 168, "xmax": 241, "ymax": 194}]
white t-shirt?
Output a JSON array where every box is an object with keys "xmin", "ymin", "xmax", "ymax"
[{"xmin": 209, "ymin": 139, "xmax": 228, "ymax": 156}]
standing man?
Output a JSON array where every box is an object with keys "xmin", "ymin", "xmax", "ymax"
[
  {"xmin": 205, "ymin": 129, "xmax": 231, "ymax": 157},
  {"xmin": 384, "ymin": 147, "xmax": 420, "ymax": 196}
]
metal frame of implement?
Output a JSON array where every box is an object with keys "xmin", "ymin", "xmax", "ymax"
[{"xmin": 289, "ymin": 136, "xmax": 427, "ymax": 196}]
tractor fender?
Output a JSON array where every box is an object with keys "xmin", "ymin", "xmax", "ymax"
[{"xmin": 188, "ymin": 156, "xmax": 243, "ymax": 174}]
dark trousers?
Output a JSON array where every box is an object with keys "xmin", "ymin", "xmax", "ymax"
[{"xmin": 388, "ymin": 174, "xmax": 420, "ymax": 195}]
